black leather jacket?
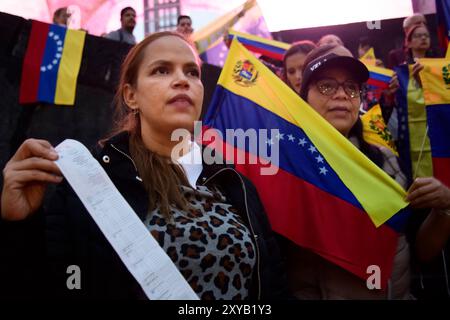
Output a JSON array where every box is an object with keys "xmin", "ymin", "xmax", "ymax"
[{"xmin": 2, "ymin": 132, "xmax": 289, "ymax": 300}]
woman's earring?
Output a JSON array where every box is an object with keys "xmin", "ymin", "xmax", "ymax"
[{"xmin": 132, "ymin": 108, "xmax": 139, "ymax": 115}]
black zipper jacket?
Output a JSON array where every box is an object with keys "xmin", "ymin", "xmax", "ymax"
[{"xmin": 1, "ymin": 132, "xmax": 289, "ymax": 300}]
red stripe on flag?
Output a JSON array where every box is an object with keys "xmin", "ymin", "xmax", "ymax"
[
  {"xmin": 433, "ymin": 157, "xmax": 450, "ymax": 188},
  {"xmin": 19, "ymin": 21, "xmax": 49, "ymax": 104}
]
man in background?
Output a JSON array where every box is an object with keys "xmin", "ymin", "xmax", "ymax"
[
  {"xmin": 105, "ymin": 7, "xmax": 137, "ymax": 45},
  {"xmin": 176, "ymin": 15, "xmax": 193, "ymax": 38}
]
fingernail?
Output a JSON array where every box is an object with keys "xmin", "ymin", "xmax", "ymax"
[{"xmin": 49, "ymin": 151, "xmax": 58, "ymax": 158}]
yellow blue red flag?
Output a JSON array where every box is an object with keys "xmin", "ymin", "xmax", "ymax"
[
  {"xmin": 204, "ymin": 39, "xmax": 409, "ymax": 287},
  {"xmin": 19, "ymin": 20, "xmax": 86, "ymax": 105},
  {"xmin": 228, "ymin": 29, "xmax": 290, "ymax": 61}
]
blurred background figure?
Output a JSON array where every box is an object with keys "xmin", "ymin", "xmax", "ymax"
[
  {"xmin": 176, "ymin": 15, "xmax": 194, "ymax": 38},
  {"xmin": 105, "ymin": 7, "xmax": 136, "ymax": 45},
  {"xmin": 52, "ymin": 7, "xmax": 71, "ymax": 27}
]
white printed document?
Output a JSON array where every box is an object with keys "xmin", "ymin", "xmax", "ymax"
[{"xmin": 54, "ymin": 139, "xmax": 199, "ymax": 300}]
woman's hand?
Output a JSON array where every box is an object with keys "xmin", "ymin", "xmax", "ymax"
[
  {"xmin": 406, "ymin": 177, "xmax": 450, "ymax": 210},
  {"xmin": 1, "ymin": 139, "xmax": 63, "ymax": 221}
]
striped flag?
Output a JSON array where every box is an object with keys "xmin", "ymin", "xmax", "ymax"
[
  {"xmin": 361, "ymin": 104, "xmax": 398, "ymax": 156},
  {"xmin": 196, "ymin": 0, "xmax": 271, "ymax": 67},
  {"xmin": 366, "ymin": 65, "xmax": 394, "ymax": 90},
  {"xmin": 19, "ymin": 20, "xmax": 86, "ymax": 105},
  {"xmin": 204, "ymin": 39, "xmax": 409, "ymax": 287},
  {"xmin": 192, "ymin": 0, "xmax": 256, "ymax": 55},
  {"xmin": 360, "ymin": 47, "xmax": 377, "ymax": 66},
  {"xmin": 227, "ymin": 29, "xmax": 290, "ymax": 61}
]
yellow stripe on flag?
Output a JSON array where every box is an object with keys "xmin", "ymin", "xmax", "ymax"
[
  {"xmin": 55, "ymin": 29, "xmax": 86, "ymax": 105},
  {"xmin": 220, "ymin": 39, "xmax": 408, "ymax": 226},
  {"xmin": 192, "ymin": 0, "xmax": 256, "ymax": 54},
  {"xmin": 228, "ymin": 29, "xmax": 291, "ymax": 50}
]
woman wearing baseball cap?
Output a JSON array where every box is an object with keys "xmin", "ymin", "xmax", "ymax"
[{"xmin": 284, "ymin": 44, "xmax": 450, "ymax": 299}]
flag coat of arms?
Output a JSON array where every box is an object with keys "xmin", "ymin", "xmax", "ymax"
[
  {"xmin": 203, "ymin": 39, "xmax": 409, "ymax": 287},
  {"xmin": 227, "ymin": 29, "xmax": 290, "ymax": 61},
  {"xmin": 418, "ymin": 58, "xmax": 450, "ymax": 187},
  {"xmin": 19, "ymin": 20, "xmax": 86, "ymax": 105}
]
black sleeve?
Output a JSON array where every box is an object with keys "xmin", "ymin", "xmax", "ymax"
[{"xmin": 0, "ymin": 208, "xmax": 46, "ymax": 298}]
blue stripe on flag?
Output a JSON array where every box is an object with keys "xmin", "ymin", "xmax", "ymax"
[{"xmin": 37, "ymin": 24, "xmax": 66, "ymax": 103}]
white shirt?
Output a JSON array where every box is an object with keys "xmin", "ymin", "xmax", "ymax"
[{"xmin": 177, "ymin": 142, "xmax": 203, "ymax": 189}]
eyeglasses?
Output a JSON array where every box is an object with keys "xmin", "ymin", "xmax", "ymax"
[
  {"xmin": 315, "ymin": 78, "xmax": 361, "ymax": 98},
  {"xmin": 412, "ymin": 33, "xmax": 430, "ymax": 39}
]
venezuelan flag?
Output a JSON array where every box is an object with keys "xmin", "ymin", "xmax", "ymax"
[
  {"xmin": 418, "ymin": 58, "xmax": 450, "ymax": 188},
  {"xmin": 19, "ymin": 20, "xmax": 86, "ymax": 105},
  {"xmin": 396, "ymin": 64, "xmax": 433, "ymax": 182},
  {"xmin": 361, "ymin": 104, "xmax": 398, "ymax": 156},
  {"xmin": 228, "ymin": 29, "xmax": 290, "ymax": 61},
  {"xmin": 204, "ymin": 39, "xmax": 409, "ymax": 287}
]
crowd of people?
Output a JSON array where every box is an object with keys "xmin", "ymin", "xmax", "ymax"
[{"xmin": 1, "ymin": 7, "xmax": 450, "ymax": 300}]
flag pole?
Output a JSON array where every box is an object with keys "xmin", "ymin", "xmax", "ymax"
[{"xmin": 413, "ymin": 125, "xmax": 429, "ymax": 180}]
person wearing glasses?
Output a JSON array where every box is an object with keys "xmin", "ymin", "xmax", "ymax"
[{"xmin": 280, "ymin": 44, "xmax": 450, "ymax": 299}]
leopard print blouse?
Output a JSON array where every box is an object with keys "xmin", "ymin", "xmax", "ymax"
[{"xmin": 144, "ymin": 185, "xmax": 256, "ymax": 300}]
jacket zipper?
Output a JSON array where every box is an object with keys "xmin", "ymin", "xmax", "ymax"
[
  {"xmin": 110, "ymin": 143, "xmax": 142, "ymax": 181},
  {"xmin": 202, "ymin": 167, "xmax": 262, "ymax": 300}
]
